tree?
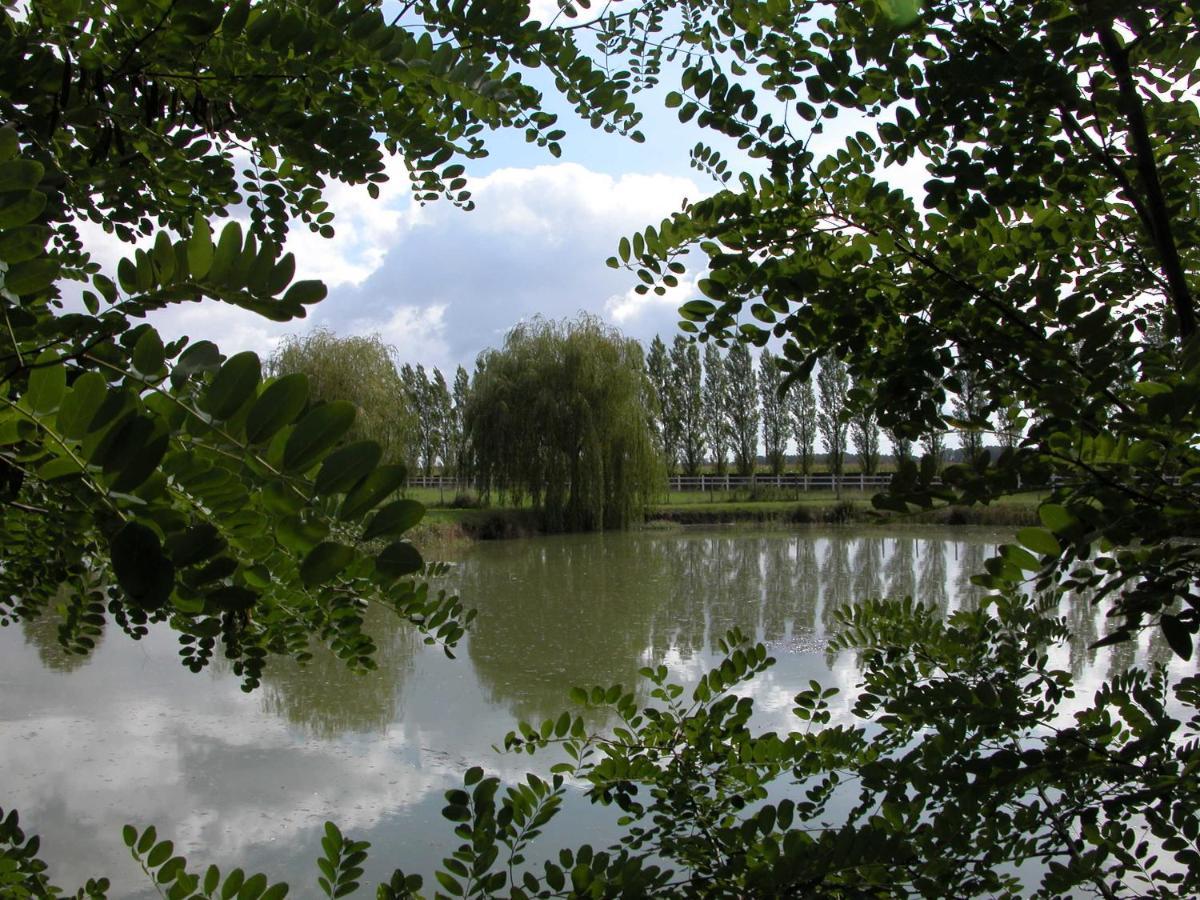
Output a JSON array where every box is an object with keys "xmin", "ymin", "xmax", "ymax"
[
  {"xmin": 887, "ymin": 428, "xmax": 913, "ymax": 468},
  {"xmin": 921, "ymin": 429, "xmax": 946, "ymax": 473},
  {"xmin": 0, "ymin": 0, "xmax": 645, "ymax": 891},
  {"xmin": 645, "ymin": 335, "xmax": 680, "ymax": 474},
  {"xmin": 670, "ymin": 336, "xmax": 706, "ymax": 477},
  {"xmin": 849, "ymin": 378, "xmax": 881, "ymax": 476},
  {"xmin": 952, "ymin": 363, "xmax": 989, "ymax": 462},
  {"xmin": 816, "ymin": 357, "xmax": 850, "ymax": 479},
  {"xmin": 758, "ymin": 349, "xmax": 788, "ymax": 476},
  {"xmin": 591, "ymin": 0, "xmax": 1200, "ymax": 892},
  {"xmin": 702, "ymin": 342, "xmax": 730, "ymax": 476},
  {"xmin": 269, "ymin": 329, "xmax": 412, "ymax": 463},
  {"xmin": 789, "ymin": 377, "xmax": 819, "ymax": 476},
  {"xmin": 467, "ymin": 315, "xmax": 662, "ymax": 532},
  {"xmin": 451, "ymin": 365, "xmax": 473, "ymax": 488},
  {"xmin": 399, "ymin": 364, "xmax": 445, "ymax": 477},
  {"xmin": 724, "ymin": 341, "xmax": 759, "ymax": 476}
]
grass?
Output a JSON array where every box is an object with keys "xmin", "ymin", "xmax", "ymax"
[{"xmin": 403, "ymin": 485, "xmax": 1042, "ymax": 542}]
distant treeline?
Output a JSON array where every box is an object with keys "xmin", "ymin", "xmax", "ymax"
[{"xmin": 271, "ymin": 317, "xmax": 1022, "ymax": 529}]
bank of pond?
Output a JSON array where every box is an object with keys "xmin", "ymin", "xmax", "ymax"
[
  {"xmin": 415, "ymin": 491, "xmax": 1041, "ymax": 544},
  {"xmin": 2, "ymin": 526, "xmax": 1169, "ymax": 897}
]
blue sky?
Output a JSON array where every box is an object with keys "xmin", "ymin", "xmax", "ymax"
[
  {"xmin": 133, "ymin": 30, "xmax": 741, "ymax": 375},
  {"xmin": 94, "ymin": 5, "xmax": 916, "ymax": 389}
]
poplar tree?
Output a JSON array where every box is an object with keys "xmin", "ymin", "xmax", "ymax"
[
  {"xmin": 725, "ymin": 342, "xmax": 760, "ymax": 476},
  {"xmin": 952, "ymin": 365, "xmax": 989, "ymax": 462},
  {"xmin": 887, "ymin": 427, "xmax": 914, "ymax": 466},
  {"xmin": 790, "ymin": 378, "xmax": 819, "ymax": 476},
  {"xmin": 670, "ymin": 336, "xmax": 706, "ymax": 477},
  {"xmin": 645, "ymin": 336, "xmax": 680, "ymax": 474},
  {"xmin": 702, "ymin": 343, "xmax": 731, "ymax": 476},
  {"xmin": 816, "ymin": 358, "xmax": 850, "ymax": 478},
  {"xmin": 431, "ymin": 368, "xmax": 454, "ymax": 475},
  {"xmin": 759, "ymin": 349, "xmax": 788, "ymax": 476},
  {"xmin": 849, "ymin": 378, "xmax": 881, "ymax": 476},
  {"xmin": 399, "ymin": 364, "xmax": 442, "ymax": 477},
  {"xmin": 452, "ymin": 366, "xmax": 473, "ymax": 487}
]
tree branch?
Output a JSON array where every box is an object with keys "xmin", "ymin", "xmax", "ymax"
[{"xmin": 1089, "ymin": 18, "xmax": 1195, "ymax": 339}]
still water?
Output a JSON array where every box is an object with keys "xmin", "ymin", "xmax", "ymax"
[{"xmin": 0, "ymin": 527, "xmax": 1173, "ymax": 895}]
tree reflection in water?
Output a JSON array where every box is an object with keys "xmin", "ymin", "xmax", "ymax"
[
  {"xmin": 253, "ymin": 529, "xmax": 1152, "ymax": 738},
  {"xmin": 259, "ymin": 604, "xmax": 418, "ymax": 739}
]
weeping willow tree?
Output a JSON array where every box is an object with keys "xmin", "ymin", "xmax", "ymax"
[
  {"xmin": 268, "ymin": 329, "xmax": 415, "ymax": 465},
  {"xmin": 467, "ymin": 315, "xmax": 663, "ymax": 532}
]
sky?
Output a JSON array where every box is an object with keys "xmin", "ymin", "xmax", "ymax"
[
  {"xmin": 127, "ymin": 23, "xmax": 740, "ymax": 376},
  {"xmin": 78, "ymin": 5, "xmax": 917, "ymax": 388}
]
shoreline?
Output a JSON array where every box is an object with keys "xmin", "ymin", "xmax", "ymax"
[{"xmin": 410, "ymin": 500, "xmax": 1038, "ymax": 549}]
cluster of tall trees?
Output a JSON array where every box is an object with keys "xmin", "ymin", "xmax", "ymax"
[
  {"xmin": 269, "ymin": 331, "xmax": 472, "ymax": 483},
  {"xmin": 276, "ymin": 327, "xmax": 1001, "ymax": 497},
  {"xmin": 645, "ymin": 340, "xmax": 990, "ymax": 477},
  {"xmin": 275, "ymin": 316, "xmax": 662, "ymax": 531}
]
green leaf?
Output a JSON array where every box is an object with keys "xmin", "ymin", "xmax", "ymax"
[
  {"xmin": 338, "ymin": 464, "xmax": 406, "ymax": 521},
  {"xmin": 277, "ymin": 515, "xmax": 328, "ymax": 553},
  {"xmin": 375, "ymin": 541, "xmax": 423, "ymax": 578},
  {"xmin": 237, "ymin": 872, "xmax": 268, "ymax": 900},
  {"xmin": 201, "ymin": 351, "xmax": 262, "ymax": 421},
  {"xmin": 1016, "ymin": 527, "xmax": 1061, "ymax": 557},
  {"xmin": 0, "ymin": 224, "xmax": 50, "ymax": 262},
  {"xmin": 209, "ymin": 221, "xmax": 243, "ymax": 284},
  {"xmin": 282, "ymin": 280, "xmax": 327, "ymax": 305},
  {"xmin": 147, "ymin": 839, "xmax": 173, "ymax": 868},
  {"xmin": 0, "ymin": 159, "xmax": 43, "ymax": 192},
  {"xmin": 175, "ymin": 341, "xmax": 223, "ymax": 376},
  {"xmin": 0, "ymin": 189, "xmax": 46, "ymax": 228},
  {"xmin": 1038, "ymin": 503, "xmax": 1075, "ymax": 533},
  {"xmin": 25, "ymin": 351, "xmax": 66, "ymax": 414},
  {"xmin": 132, "ymin": 328, "xmax": 166, "ymax": 377},
  {"xmin": 300, "ymin": 541, "xmax": 354, "ymax": 587},
  {"xmin": 679, "ymin": 299, "xmax": 716, "ymax": 321},
  {"xmin": 111, "ymin": 428, "xmax": 169, "ymax": 492},
  {"xmin": 0, "ymin": 126, "xmax": 16, "ymax": 160},
  {"xmin": 222, "ymin": 0, "xmax": 251, "ymax": 35},
  {"xmin": 110, "ymin": 522, "xmax": 175, "ymax": 610},
  {"xmin": 245, "ymin": 374, "xmax": 309, "ymax": 444},
  {"xmin": 362, "ymin": 499, "xmax": 425, "ymax": 541},
  {"xmin": 57, "ymin": 374, "xmax": 108, "ymax": 441},
  {"xmin": 4, "ymin": 257, "xmax": 58, "ymax": 294},
  {"xmin": 187, "ymin": 214, "xmax": 214, "ymax": 279},
  {"xmin": 283, "ymin": 401, "xmax": 356, "ymax": 473},
  {"xmin": 1001, "ymin": 543, "xmax": 1041, "ymax": 572},
  {"xmin": 314, "ymin": 440, "xmax": 382, "ymax": 495},
  {"xmin": 1161, "ymin": 614, "xmax": 1193, "ymax": 661}
]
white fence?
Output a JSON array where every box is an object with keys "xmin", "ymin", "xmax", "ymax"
[
  {"xmin": 404, "ymin": 474, "xmax": 896, "ymax": 493},
  {"xmin": 667, "ymin": 473, "xmax": 894, "ymax": 492}
]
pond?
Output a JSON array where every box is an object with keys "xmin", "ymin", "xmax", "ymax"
[{"xmin": 0, "ymin": 527, "xmax": 1174, "ymax": 895}]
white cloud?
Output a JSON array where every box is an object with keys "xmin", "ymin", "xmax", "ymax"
[
  {"xmin": 317, "ymin": 163, "xmax": 705, "ymax": 369},
  {"xmin": 351, "ymin": 303, "xmax": 453, "ymax": 371},
  {"xmin": 606, "ymin": 271, "xmax": 699, "ymax": 326},
  {"xmin": 69, "ymin": 161, "xmax": 704, "ymax": 370}
]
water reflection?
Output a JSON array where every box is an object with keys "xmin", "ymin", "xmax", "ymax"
[
  {"xmin": 0, "ymin": 526, "xmax": 1168, "ymax": 897},
  {"xmin": 21, "ymin": 605, "xmax": 102, "ymax": 674},
  {"xmin": 259, "ymin": 606, "xmax": 419, "ymax": 739}
]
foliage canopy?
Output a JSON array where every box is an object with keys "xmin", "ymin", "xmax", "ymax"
[
  {"xmin": 6, "ymin": 0, "xmax": 1200, "ymax": 897},
  {"xmin": 467, "ymin": 314, "xmax": 662, "ymax": 532}
]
